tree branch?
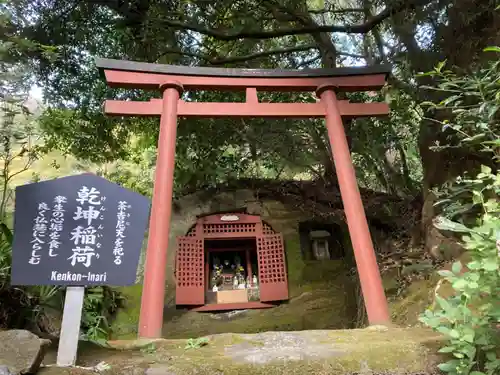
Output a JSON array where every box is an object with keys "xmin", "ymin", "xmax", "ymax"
[
  {"xmin": 308, "ymin": 8, "xmax": 366, "ymax": 15},
  {"xmin": 338, "ymin": 51, "xmax": 366, "ymax": 59},
  {"xmin": 156, "ymin": 44, "xmax": 363, "ymax": 66},
  {"xmin": 296, "ymin": 55, "xmax": 321, "ymax": 68},
  {"xmin": 209, "ymin": 44, "xmax": 317, "ymax": 65},
  {"xmin": 153, "ymin": 0, "xmax": 432, "ymax": 41}
]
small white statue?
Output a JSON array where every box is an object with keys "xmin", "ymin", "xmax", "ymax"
[
  {"xmin": 252, "ymin": 275, "xmax": 258, "ymax": 285},
  {"xmin": 233, "ymin": 275, "xmax": 239, "ymax": 288},
  {"xmin": 212, "ymin": 285, "xmax": 218, "ymax": 292}
]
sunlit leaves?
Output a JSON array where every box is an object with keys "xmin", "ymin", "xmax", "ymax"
[
  {"xmin": 421, "ymin": 167, "xmax": 500, "ymax": 375},
  {"xmin": 306, "ymin": 0, "xmax": 325, "ymax": 11},
  {"xmin": 421, "ymin": 50, "xmax": 500, "ymax": 159}
]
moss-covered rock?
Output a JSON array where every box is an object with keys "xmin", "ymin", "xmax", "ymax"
[
  {"xmin": 111, "ymin": 285, "xmax": 144, "ymax": 339},
  {"xmin": 161, "ymin": 262, "xmax": 357, "ymax": 338},
  {"xmin": 112, "ymin": 259, "xmax": 357, "ymax": 339},
  {"xmin": 40, "ymin": 328, "xmax": 443, "ymax": 375},
  {"xmin": 389, "ymin": 278, "xmax": 436, "ymax": 327},
  {"xmin": 387, "ymin": 252, "xmax": 474, "ymax": 327}
]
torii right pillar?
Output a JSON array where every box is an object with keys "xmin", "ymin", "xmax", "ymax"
[{"xmin": 317, "ymin": 84, "xmax": 390, "ymax": 326}]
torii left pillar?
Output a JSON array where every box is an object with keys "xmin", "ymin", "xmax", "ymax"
[{"xmin": 139, "ymin": 81, "xmax": 183, "ymax": 338}]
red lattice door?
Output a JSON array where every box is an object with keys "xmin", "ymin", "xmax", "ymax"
[
  {"xmin": 175, "ymin": 236, "xmax": 205, "ymax": 305},
  {"xmin": 257, "ymin": 234, "xmax": 289, "ymax": 302}
]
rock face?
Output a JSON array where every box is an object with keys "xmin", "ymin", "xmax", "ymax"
[
  {"xmin": 0, "ymin": 330, "xmax": 50, "ymax": 375},
  {"xmin": 0, "ymin": 365, "xmax": 14, "ymax": 375},
  {"xmin": 39, "ymin": 328, "xmax": 443, "ymax": 375},
  {"xmin": 225, "ymin": 331, "xmax": 344, "ymax": 364}
]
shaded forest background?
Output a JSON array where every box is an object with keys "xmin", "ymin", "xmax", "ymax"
[{"xmin": 0, "ymin": 0, "xmax": 499, "ymax": 341}]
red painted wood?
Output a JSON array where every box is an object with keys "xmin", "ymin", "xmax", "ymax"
[
  {"xmin": 262, "ymin": 222, "xmax": 275, "ymax": 235},
  {"xmin": 204, "ymin": 237, "xmax": 254, "ymax": 242},
  {"xmin": 205, "ymin": 255, "xmax": 209, "ymax": 290},
  {"xmin": 206, "ymin": 233, "xmax": 238, "ymax": 239},
  {"xmin": 203, "ymin": 233, "xmax": 258, "ymax": 239},
  {"xmin": 318, "ymin": 85, "xmax": 390, "ymax": 325},
  {"xmin": 175, "ymin": 236, "xmax": 205, "ymax": 305},
  {"xmin": 192, "ymin": 302, "xmax": 274, "ymax": 312},
  {"xmin": 103, "ymin": 69, "xmax": 387, "ymax": 91},
  {"xmin": 186, "ymin": 225, "xmax": 197, "ymax": 237},
  {"xmin": 195, "ymin": 220, "xmax": 203, "ymax": 236},
  {"xmin": 139, "ymin": 82, "xmax": 182, "ymax": 338},
  {"xmin": 256, "ymin": 234, "xmax": 288, "ymax": 302},
  {"xmin": 205, "ymin": 247, "xmax": 252, "ymax": 253},
  {"xmin": 200, "ymin": 214, "xmax": 262, "ymax": 239},
  {"xmin": 245, "ymin": 249, "xmax": 253, "ymax": 285},
  {"xmin": 246, "ymin": 88, "xmax": 258, "ymax": 103},
  {"xmin": 104, "ymin": 99, "xmax": 389, "ymax": 119}
]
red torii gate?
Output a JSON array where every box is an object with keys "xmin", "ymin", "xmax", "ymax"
[{"xmin": 96, "ymin": 58, "xmax": 392, "ymax": 338}]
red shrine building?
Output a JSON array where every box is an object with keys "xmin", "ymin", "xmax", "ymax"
[
  {"xmin": 96, "ymin": 58, "xmax": 392, "ymax": 338},
  {"xmin": 176, "ymin": 212, "xmax": 287, "ymax": 311}
]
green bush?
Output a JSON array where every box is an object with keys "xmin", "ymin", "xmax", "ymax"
[
  {"xmin": 420, "ymin": 167, "xmax": 500, "ymax": 375},
  {"xmin": 419, "ymin": 47, "xmax": 500, "ymax": 375}
]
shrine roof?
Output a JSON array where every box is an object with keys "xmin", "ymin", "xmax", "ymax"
[{"xmin": 96, "ymin": 58, "xmax": 391, "ymax": 79}]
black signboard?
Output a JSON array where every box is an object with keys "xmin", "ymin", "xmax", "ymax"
[{"xmin": 11, "ymin": 173, "xmax": 151, "ymax": 286}]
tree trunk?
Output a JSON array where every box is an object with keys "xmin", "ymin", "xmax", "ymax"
[{"xmin": 392, "ymin": 1, "xmax": 500, "ymax": 254}]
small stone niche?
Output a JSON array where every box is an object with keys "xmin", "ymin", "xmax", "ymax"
[{"xmin": 299, "ymin": 221, "xmax": 346, "ymax": 261}]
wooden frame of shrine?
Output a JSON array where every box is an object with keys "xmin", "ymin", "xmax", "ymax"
[
  {"xmin": 96, "ymin": 57, "xmax": 392, "ymax": 338},
  {"xmin": 177, "ymin": 212, "xmax": 287, "ymax": 312}
]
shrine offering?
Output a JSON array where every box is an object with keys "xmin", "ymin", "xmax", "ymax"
[{"xmin": 11, "ymin": 173, "xmax": 151, "ymax": 287}]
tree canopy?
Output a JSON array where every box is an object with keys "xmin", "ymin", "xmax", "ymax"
[{"xmin": 2, "ymin": 0, "xmax": 498, "ymax": 204}]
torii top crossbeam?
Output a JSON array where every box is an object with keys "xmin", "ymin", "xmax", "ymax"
[
  {"xmin": 97, "ymin": 57, "xmax": 390, "ymax": 89},
  {"xmin": 96, "ymin": 57, "xmax": 392, "ymax": 339},
  {"xmin": 97, "ymin": 58, "xmax": 391, "ymax": 119}
]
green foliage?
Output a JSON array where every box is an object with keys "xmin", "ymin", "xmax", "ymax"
[
  {"xmin": 434, "ymin": 165, "xmax": 500, "ymax": 221},
  {"xmin": 140, "ymin": 342, "xmax": 157, "ymax": 354},
  {"xmin": 38, "ymin": 108, "xmax": 133, "ymax": 164},
  {"xmin": 0, "ymin": 98, "xmax": 46, "ymax": 329},
  {"xmin": 420, "ymin": 48, "xmax": 500, "ymax": 160},
  {"xmin": 81, "ymin": 286, "xmax": 124, "ymax": 344},
  {"xmin": 427, "ymin": 48, "xmax": 499, "ymax": 223},
  {"xmin": 419, "ymin": 46, "xmax": 500, "ymax": 375},
  {"xmin": 0, "ymin": 98, "xmax": 42, "ymax": 214},
  {"xmin": 185, "ymin": 337, "xmax": 209, "ymax": 350},
  {"xmin": 419, "ymin": 170, "xmax": 500, "ymax": 375},
  {"xmin": 0, "ymin": 0, "xmax": 495, "ymax": 201},
  {"xmin": 350, "ymin": 89, "xmax": 423, "ymax": 195},
  {"xmin": 99, "ymin": 145, "xmax": 156, "ymax": 198},
  {"xmin": 0, "ymin": 6, "xmax": 128, "ymax": 338}
]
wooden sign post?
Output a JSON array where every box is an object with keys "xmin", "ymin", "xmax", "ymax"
[
  {"xmin": 10, "ymin": 173, "xmax": 151, "ymax": 367},
  {"xmin": 57, "ymin": 287, "xmax": 85, "ymax": 366}
]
